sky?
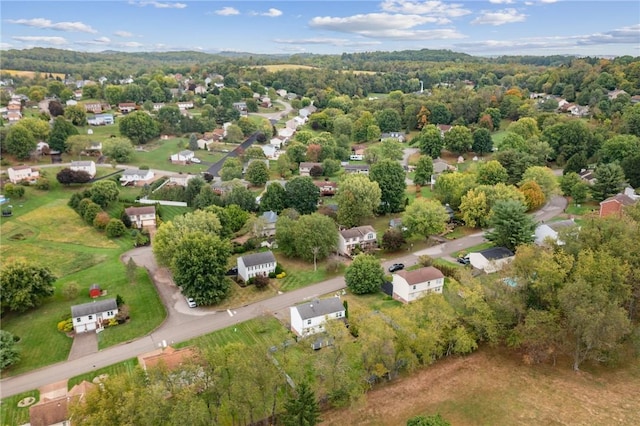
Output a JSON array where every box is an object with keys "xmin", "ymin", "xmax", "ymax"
[{"xmin": 1, "ymin": 1, "xmax": 639, "ymax": 57}]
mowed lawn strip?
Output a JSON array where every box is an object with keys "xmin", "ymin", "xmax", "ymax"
[
  {"xmin": 67, "ymin": 358, "xmax": 140, "ymax": 389},
  {"xmin": 0, "ymin": 390, "xmax": 40, "ymax": 426}
]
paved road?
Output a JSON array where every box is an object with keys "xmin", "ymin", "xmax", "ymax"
[
  {"xmin": 0, "ymin": 195, "xmax": 567, "ymax": 398},
  {"xmin": 249, "ymin": 100, "xmax": 293, "ymax": 122},
  {"xmin": 206, "ymin": 132, "xmax": 260, "ymax": 177}
]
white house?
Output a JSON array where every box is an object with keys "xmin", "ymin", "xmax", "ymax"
[
  {"xmin": 120, "ymin": 169, "xmax": 154, "ymax": 186},
  {"xmin": 299, "ymin": 162, "xmax": 322, "ymax": 177},
  {"xmin": 469, "ymin": 247, "xmax": 514, "ymax": 274},
  {"xmin": 7, "ymin": 165, "xmax": 40, "ymax": 184},
  {"xmin": 259, "ymin": 211, "xmax": 278, "ymax": 237},
  {"xmin": 237, "ymin": 251, "xmax": 277, "ymax": 282},
  {"xmin": 534, "ymin": 219, "xmax": 577, "ymax": 246},
  {"xmin": 278, "ymin": 127, "xmax": 295, "ymax": 139},
  {"xmin": 392, "ymin": 266, "xmax": 445, "ymax": 303},
  {"xmin": 170, "ymin": 150, "xmax": 195, "ymax": 164},
  {"xmin": 338, "ymin": 225, "xmax": 377, "ymax": 257},
  {"xmin": 290, "ymin": 297, "xmax": 345, "ymax": 337},
  {"xmin": 169, "ymin": 173, "xmax": 197, "ymax": 187},
  {"xmin": 71, "ymin": 298, "xmax": 118, "ymax": 333},
  {"xmin": 261, "ymin": 144, "xmax": 278, "ymax": 159},
  {"xmin": 177, "ymin": 101, "xmax": 194, "ymax": 110},
  {"xmin": 70, "ymin": 160, "xmax": 97, "ymax": 178},
  {"xmin": 87, "ymin": 113, "xmax": 114, "ymax": 126},
  {"xmin": 125, "ymin": 206, "xmax": 156, "ymax": 229}
]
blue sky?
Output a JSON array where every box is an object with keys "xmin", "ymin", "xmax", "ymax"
[{"xmin": 1, "ymin": 1, "xmax": 639, "ymax": 57}]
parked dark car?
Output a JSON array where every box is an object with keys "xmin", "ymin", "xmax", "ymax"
[
  {"xmin": 457, "ymin": 255, "xmax": 470, "ymax": 265},
  {"xmin": 226, "ymin": 267, "xmax": 238, "ymax": 276},
  {"xmin": 388, "ymin": 263, "xmax": 405, "ymax": 272}
]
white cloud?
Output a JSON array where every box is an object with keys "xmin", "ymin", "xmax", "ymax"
[
  {"xmin": 540, "ymin": 0, "xmax": 559, "ymax": 3},
  {"xmin": 12, "ymin": 36, "xmax": 68, "ymax": 45},
  {"xmin": 7, "ymin": 18, "xmax": 97, "ymax": 33},
  {"xmin": 261, "ymin": 8, "xmax": 282, "ymax": 17},
  {"xmin": 76, "ymin": 36, "xmax": 112, "ymax": 45},
  {"xmin": 215, "ymin": 6, "xmax": 240, "ymax": 16},
  {"xmin": 1, "ymin": 42, "xmax": 13, "ymax": 50},
  {"xmin": 118, "ymin": 41, "xmax": 144, "ymax": 48},
  {"xmin": 471, "ymin": 8, "xmax": 526, "ymax": 26},
  {"xmin": 489, "ymin": 0, "xmax": 514, "ymax": 3},
  {"xmin": 380, "ymin": 0, "xmax": 471, "ymax": 18},
  {"xmin": 114, "ymin": 30, "xmax": 134, "ymax": 37},
  {"xmin": 274, "ymin": 38, "xmax": 381, "ymax": 47},
  {"xmin": 311, "ymin": 13, "xmax": 447, "ymax": 33},
  {"xmin": 130, "ymin": 1, "xmax": 187, "ymax": 9}
]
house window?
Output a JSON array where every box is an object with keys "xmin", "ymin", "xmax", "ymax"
[
  {"xmin": 107, "ymin": 311, "xmax": 114, "ymax": 316},
  {"xmin": 367, "ymin": 233, "xmax": 373, "ymax": 239},
  {"xmin": 413, "ymin": 285, "xmax": 417, "ymax": 290},
  {"xmin": 307, "ymin": 319, "xmax": 312, "ymax": 325},
  {"xmin": 88, "ymin": 315, "xmax": 93, "ymax": 320},
  {"xmin": 76, "ymin": 318, "xmax": 81, "ymax": 323},
  {"xmin": 336, "ymin": 312, "xmax": 342, "ymax": 318}
]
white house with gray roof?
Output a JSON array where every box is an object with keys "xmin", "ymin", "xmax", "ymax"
[
  {"xmin": 120, "ymin": 169, "xmax": 154, "ymax": 186},
  {"xmin": 290, "ymin": 297, "xmax": 345, "ymax": 337},
  {"xmin": 237, "ymin": 251, "xmax": 277, "ymax": 282},
  {"xmin": 71, "ymin": 298, "xmax": 118, "ymax": 333},
  {"xmin": 70, "ymin": 160, "xmax": 96, "ymax": 178}
]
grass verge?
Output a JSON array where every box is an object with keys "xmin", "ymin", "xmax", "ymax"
[{"xmin": 0, "ymin": 390, "xmax": 40, "ymax": 426}]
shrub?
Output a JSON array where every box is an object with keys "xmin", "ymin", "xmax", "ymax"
[
  {"xmin": 4, "ymin": 183, "xmax": 25, "ymax": 198},
  {"xmin": 325, "ymin": 258, "xmax": 342, "ymax": 274},
  {"xmin": 35, "ymin": 178, "xmax": 50, "ymax": 190},
  {"xmin": 276, "ymin": 272, "xmax": 286, "ymax": 279},
  {"xmin": 83, "ymin": 202, "xmax": 102, "ymax": 225},
  {"xmin": 418, "ymin": 255, "xmax": 434, "ymax": 267},
  {"xmin": 275, "ymin": 264, "xmax": 284, "ymax": 274},
  {"xmin": 138, "ymin": 165, "xmax": 150, "ymax": 170},
  {"xmin": 106, "ymin": 219, "xmax": 127, "ymax": 237},
  {"xmin": 108, "ymin": 318, "xmax": 118, "ymax": 327},
  {"xmin": 93, "ymin": 211, "xmax": 111, "ymax": 230},
  {"xmin": 433, "ymin": 262, "xmax": 459, "ymax": 279},
  {"xmin": 116, "ymin": 294, "xmax": 125, "ymax": 307},
  {"xmin": 57, "ymin": 318, "xmax": 73, "ymax": 333},
  {"xmin": 268, "ymin": 272, "xmax": 277, "ymax": 278},
  {"xmin": 254, "ymin": 275, "xmax": 270, "ymax": 289},
  {"xmin": 62, "ymin": 282, "xmax": 80, "ymax": 300}
]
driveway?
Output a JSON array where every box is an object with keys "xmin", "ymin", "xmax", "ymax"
[
  {"xmin": 206, "ymin": 132, "xmax": 259, "ymax": 177},
  {"xmin": 249, "ymin": 100, "xmax": 293, "ymax": 122},
  {"xmin": 67, "ymin": 332, "xmax": 98, "ymax": 361}
]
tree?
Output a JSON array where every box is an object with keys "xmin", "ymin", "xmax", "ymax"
[
  {"xmin": 476, "ymin": 160, "xmax": 508, "ymax": 185},
  {"xmin": 3, "ymin": 184, "xmax": 25, "ymax": 199},
  {"xmin": 560, "ymin": 172, "xmax": 582, "ymax": 196},
  {"xmin": 366, "ymin": 138, "xmax": 404, "ymax": 164},
  {"xmin": 520, "ymin": 166, "xmax": 558, "ymax": 199},
  {"xmin": 245, "ymin": 160, "xmax": 269, "ymax": 186},
  {"xmin": 433, "ymin": 172, "xmax": 476, "ymax": 210},
  {"xmin": 599, "ymin": 135, "xmax": 640, "ymax": 164},
  {"xmin": 570, "ymin": 181, "xmax": 590, "ymax": 205},
  {"xmin": 260, "ymin": 183, "xmax": 287, "ymax": 213},
  {"xmin": 591, "ymin": 163, "xmax": 627, "ymax": 201},
  {"xmin": 157, "ymin": 105, "xmax": 181, "ymax": 134},
  {"xmin": 444, "ymin": 125, "xmax": 472, "ymax": 155},
  {"xmin": 415, "ymin": 125, "xmax": 444, "ymax": 158},
  {"xmin": 276, "ymin": 213, "xmax": 337, "ymax": 264},
  {"xmin": 0, "ymin": 330, "xmax": 20, "ymax": 370},
  {"xmin": 185, "ymin": 176, "xmax": 206, "ymax": 207},
  {"xmin": 56, "ymin": 168, "xmax": 91, "ymax": 185},
  {"xmin": 90, "ymin": 180, "xmax": 119, "ymax": 207},
  {"xmin": 285, "ymin": 177, "xmax": 320, "ymax": 215},
  {"xmin": 83, "ymin": 202, "xmax": 102, "ymax": 225},
  {"xmin": 621, "ymin": 152, "xmax": 640, "ymax": 188},
  {"xmin": 336, "ymin": 174, "xmax": 381, "ymax": 228},
  {"xmin": 563, "ymin": 152, "xmax": 588, "ymax": 175},
  {"xmin": 244, "ymin": 146, "xmax": 266, "ymax": 159},
  {"xmin": 0, "ymin": 260, "xmax": 56, "ymax": 313},
  {"xmin": 281, "ymin": 382, "xmax": 321, "ymax": 426},
  {"xmin": 64, "ymin": 105, "xmax": 87, "ymax": 126},
  {"xmin": 103, "ymin": 137, "xmax": 135, "ymax": 163},
  {"xmin": 508, "ymin": 117, "xmax": 540, "ymax": 140},
  {"xmin": 105, "ymin": 219, "xmax": 127, "ymax": 237},
  {"xmin": 48, "ymin": 100, "xmax": 64, "ymax": 117},
  {"xmin": 119, "ymin": 111, "xmax": 159, "ymax": 144},
  {"xmin": 276, "ymin": 153, "xmax": 296, "ymax": 178},
  {"xmin": 62, "ymin": 282, "xmax": 80, "ymax": 300},
  {"xmin": 407, "ymin": 414, "xmax": 451, "ymax": 426},
  {"xmin": 172, "ymin": 231, "xmax": 231, "ymax": 305},
  {"xmin": 459, "ymin": 189, "xmax": 490, "ymax": 228},
  {"xmin": 5, "ymin": 125, "xmax": 36, "ymax": 160},
  {"xmin": 345, "ymin": 254, "xmax": 385, "ymax": 295},
  {"xmin": 413, "ymin": 155, "xmax": 433, "ymax": 186},
  {"xmin": 486, "ymin": 200, "xmax": 535, "ymax": 251},
  {"xmin": 381, "ymin": 228, "xmax": 406, "ymax": 251},
  {"xmin": 370, "ymin": 159, "xmax": 407, "ymax": 214},
  {"xmin": 472, "ymin": 128, "xmax": 493, "ymax": 156},
  {"xmin": 237, "ymin": 116, "xmax": 258, "ymax": 136},
  {"xmin": 483, "ymin": 107, "xmax": 501, "ymax": 130},
  {"xmin": 126, "ymin": 258, "xmax": 137, "ymax": 284},
  {"xmin": 188, "ymin": 133, "xmax": 198, "ymax": 151},
  {"xmin": 403, "ymin": 199, "xmax": 449, "ymax": 239},
  {"xmin": 322, "ymin": 158, "xmax": 341, "ymax": 177},
  {"xmin": 375, "ymin": 108, "xmax": 402, "ymax": 132},
  {"xmin": 220, "ymin": 157, "xmax": 243, "ymax": 181},
  {"xmin": 225, "ymin": 124, "xmax": 244, "ymax": 143},
  {"xmin": 223, "ymin": 186, "xmax": 257, "ymax": 212},
  {"xmin": 519, "ymin": 180, "xmax": 546, "ymax": 211},
  {"xmin": 49, "ymin": 116, "xmax": 78, "ymax": 152}
]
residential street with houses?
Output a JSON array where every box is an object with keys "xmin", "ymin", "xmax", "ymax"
[{"xmin": 0, "ymin": 196, "xmax": 567, "ymax": 398}]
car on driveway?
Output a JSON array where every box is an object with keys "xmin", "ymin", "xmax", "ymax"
[
  {"xmin": 226, "ymin": 267, "xmax": 238, "ymax": 276},
  {"xmin": 388, "ymin": 263, "xmax": 405, "ymax": 273},
  {"xmin": 186, "ymin": 297, "xmax": 197, "ymax": 308},
  {"xmin": 457, "ymin": 255, "xmax": 470, "ymax": 265},
  {"xmin": 191, "ymin": 157, "xmax": 201, "ymax": 164}
]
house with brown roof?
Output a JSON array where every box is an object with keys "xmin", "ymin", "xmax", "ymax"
[
  {"xmin": 29, "ymin": 381, "xmax": 95, "ymax": 426},
  {"xmin": 138, "ymin": 345, "xmax": 197, "ymax": 371},
  {"xmin": 338, "ymin": 225, "xmax": 377, "ymax": 257},
  {"xmin": 84, "ymin": 102, "xmax": 103, "ymax": 114},
  {"xmin": 315, "ymin": 180, "xmax": 337, "ymax": 196},
  {"xmin": 599, "ymin": 188, "xmax": 639, "ymax": 218},
  {"xmin": 118, "ymin": 102, "xmax": 137, "ymax": 113},
  {"xmin": 299, "ymin": 162, "xmax": 322, "ymax": 177},
  {"xmin": 125, "ymin": 205, "xmax": 157, "ymax": 228},
  {"xmin": 392, "ymin": 266, "xmax": 445, "ymax": 303}
]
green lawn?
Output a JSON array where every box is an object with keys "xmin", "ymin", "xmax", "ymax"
[
  {"xmin": 157, "ymin": 205, "xmax": 193, "ymax": 222},
  {"xmin": 565, "ymin": 201, "xmax": 598, "ymax": 216},
  {"xmin": 67, "ymin": 358, "xmax": 140, "ymax": 389},
  {"xmin": 277, "ymin": 256, "xmax": 344, "ymax": 292},
  {"xmin": 0, "ymin": 390, "xmax": 40, "ymax": 426},
  {"xmin": 176, "ymin": 316, "xmax": 287, "ymax": 349},
  {"xmin": 452, "ymin": 241, "xmax": 494, "ymax": 258},
  {"xmin": 0, "ymin": 185, "xmax": 166, "ymax": 376},
  {"xmin": 130, "ymin": 138, "xmax": 223, "ymax": 173}
]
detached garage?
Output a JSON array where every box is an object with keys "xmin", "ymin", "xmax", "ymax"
[{"xmin": 71, "ymin": 298, "xmax": 118, "ymax": 334}]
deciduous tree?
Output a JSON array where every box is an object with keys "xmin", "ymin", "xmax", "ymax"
[
  {"xmin": 370, "ymin": 159, "xmax": 406, "ymax": 214},
  {"xmin": 472, "ymin": 128, "xmax": 493, "ymax": 156},
  {"xmin": 245, "ymin": 160, "xmax": 269, "ymax": 186},
  {"xmin": 5, "ymin": 125, "xmax": 36, "ymax": 160},
  {"xmin": 0, "ymin": 260, "xmax": 56, "ymax": 313},
  {"xmin": 415, "ymin": 124, "xmax": 444, "ymax": 158},
  {"xmin": 345, "ymin": 254, "xmax": 385, "ymax": 295},
  {"xmin": 444, "ymin": 125, "xmax": 472, "ymax": 155},
  {"xmin": 403, "ymin": 199, "xmax": 449, "ymax": 239},
  {"xmin": 520, "ymin": 166, "xmax": 558, "ymax": 199},
  {"xmin": 285, "ymin": 177, "xmax": 320, "ymax": 215},
  {"xmin": 476, "ymin": 160, "xmax": 508, "ymax": 185},
  {"xmin": 220, "ymin": 157, "xmax": 243, "ymax": 181},
  {"xmin": 119, "ymin": 111, "xmax": 159, "ymax": 144},
  {"xmin": 519, "ymin": 180, "xmax": 546, "ymax": 211},
  {"xmin": 413, "ymin": 155, "xmax": 433, "ymax": 186},
  {"xmin": 336, "ymin": 174, "xmax": 381, "ymax": 228},
  {"xmin": 64, "ymin": 105, "xmax": 87, "ymax": 126},
  {"xmin": 260, "ymin": 182, "xmax": 287, "ymax": 213},
  {"xmin": 591, "ymin": 162, "xmax": 627, "ymax": 201}
]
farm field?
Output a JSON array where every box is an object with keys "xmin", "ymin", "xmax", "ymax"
[
  {"xmin": 320, "ymin": 346, "xmax": 640, "ymax": 426},
  {"xmin": 1, "ymin": 69, "xmax": 65, "ymax": 79}
]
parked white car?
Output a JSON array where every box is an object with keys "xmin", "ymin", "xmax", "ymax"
[
  {"xmin": 186, "ymin": 297, "xmax": 197, "ymax": 308},
  {"xmin": 191, "ymin": 157, "xmax": 201, "ymax": 164}
]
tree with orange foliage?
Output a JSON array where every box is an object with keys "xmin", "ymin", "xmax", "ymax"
[{"xmin": 519, "ymin": 180, "xmax": 546, "ymax": 211}]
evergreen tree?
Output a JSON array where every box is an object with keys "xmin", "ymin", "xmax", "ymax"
[{"xmin": 282, "ymin": 383, "xmax": 321, "ymax": 426}]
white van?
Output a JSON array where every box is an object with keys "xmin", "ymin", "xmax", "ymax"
[{"xmin": 350, "ymin": 154, "xmax": 364, "ymax": 161}]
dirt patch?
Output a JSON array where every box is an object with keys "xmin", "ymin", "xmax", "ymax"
[{"xmin": 320, "ymin": 347, "xmax": 640, "ymax": 426}]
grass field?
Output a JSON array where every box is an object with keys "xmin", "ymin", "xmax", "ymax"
[
  {"xmin": 0, "ymin": 390, "xmax": 40, "ymax": 426},
  {"xmin": 130, "ymin": 138, "xmax": 224, "ymax": 173},
  {"xmin": 67, "ymin": 358, "xmax": 140, "ymax": 389},
  {"xmin": 1, "ymin": 69, "xmax": 65, "ymax": 79},
  {"xmin": 176, "ymin": 316, "xmax": 286, "ymax": 350},
  {"xmin": 0, "ymin": 185, "xmax": 166, "ymax": 376}
]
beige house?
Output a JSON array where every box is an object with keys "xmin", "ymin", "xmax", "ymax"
[
  {"xmin": 392, "ymin": 267, "xmax": 445, "ymax": 303},
  {"xmin": 299, "ymin": 162, "xmax": 322, "ymax": 177},
  {"xmin": 125, "ymin": 206, "xmax": 157, "ymax": 229},
  {"xmin": 7, "ymin": 165, "xmax": 39, "ymax": 184},
  {"xmin": 338, "ymin": 225, "xmax": 377, "ymax": 257}
]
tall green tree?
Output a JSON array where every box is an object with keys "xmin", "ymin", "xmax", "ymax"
[
  {"xmin": 285, "ymin": 177, "xmax": 320, "ymax": 215},
  {"xmin": 520, "ymin": 166, "xmax": 558, "ymax": 199},
  {"xmin": 90, "ymin": 180, "xmax": 120, "ymax": 207},
  {"xmin": 0, "ymin": 260, "xmax": 56, "ymax": 313},
  {"xmin": 486, "ymin": 200, "xmax": 535, "ymax": 251},
  {"xmin": 172, "ymin": 231, "xmax": 231, "ymax": 305},
  {"xmin": 591, "ymin": 163, "xmax": 627, "ymax": 201},
  {"xmin": 260, "ymin": 183, "xmax": 287, "ymax": 213},
  {"xmin": 375, "ymin": 108, "xmax": 402, "ymax": 133},
  {"xmin": 0, "ymin": 330, "xmax": 20, "ymax": 370},
  {"xmin": 433, "ymin": 172, "xmax": 476, "ymax": 210},
  {"xmin": 402, "ymin": 199, "xmax": 449, "ymax": 239},
  {"xmin": 472, "ymin": 128, "xmax": 493, "ymax": 156},
  {"xmin": 345, "ymin": 254, "xmax": 385, "ymax": 295},
  {"xmin": 5, "ymin": 125, "xmax": 36, "ymax": 160},
  {"xmin": 336, "ymin": 174, "xmax": 381, "ymax": 228},
  {"xmin": 119, "ymin": 111, "xmax": 159, "ymax": 144},
  {"xmin": 370, "ymin": 159, "xmax": 406, "ymax": 214},
  {"xmin": 64, "ymin": 105, "xmax": 87, "ymax": 126},
  {"xmin": 415, "ymin": 124, "xmax": 444, "ymax": 158},
  {"xmin": 282, "ymin": 383, "xmax": 321, "ymax": 426},
  {"xmin": 49, "ymin": 116, "xmax": 78, "ymax": 152},
  {"xmin": 476, "ymin": 160, "xmax": 508, "ymax": 185},
  {"xmin": 444, "ymin": 125, "xmax": 472, "ymax": 155},
  {"xmin": 245, "ymin": 160, "xmax": 269, "ymax": 186},
  {"xmin": 103, "ymin": 137, "xmax": 135, "ymax": 163},
  {"xmin": 219, "ymin": 157, "xmax": 243, "ymax": 181},
  {"xmin": 413, "ymin": 155, "xmax": 433, "ymax": 186}
]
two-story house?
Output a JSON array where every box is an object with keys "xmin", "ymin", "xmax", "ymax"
[
  {"xmin": 70, "ymin": 160, "xmax": 97, "ymax": 178},
  {"xmin": 342, "ymin": 164, "xmax": 369, "ymax": 175},
  {"xmin": 380, "ymin": 132, "xmax": 406, "ymax": 142},
  {"xmin": 392, "ymin": 266, "xmax": 445, "ymax": 303},
  {"xmin": 118, "ymin": 102, "xmax": 137, "ymax": 114},
  {"xmin": 125, "ymin": 206, "xmax": 157, "ymax": 229},
  {"xmin": 338, "ymin": 225, "xmax": 377, "ymax": 257},
  {"xmin": 299, "ymin": 162, "xmax": 322, "ymax": 177},
  {"xmin": 237, "ymin": 251, "xmax": 277, "ymax": 282},
  {"xmin": 259, "ymin": 211, "xmax": 278, "ymax": 237},
  {"xmin": 7, "ymin": 165, "xmax": 40, "ymax": 184},
  {"xmin": 120, "ymin": 169, "xmax": 155, "ymax": 186},
  {"xmin": 71, "ymin": 298, "xmax": 118, "ymax": 333},
  {"xmin": 170, "ymin": 150, "xmax": 195, "ymax": 165},
  {"xmin": 290, "ymin": 297, "xmax": 345, "ymax": 337}
]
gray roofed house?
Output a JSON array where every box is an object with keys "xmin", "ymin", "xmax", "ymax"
[
  {"xmin": 259, "ymin": 211, "xmax": 278, "ymax": 237},
  {"xmin": 534, "ymin": 219, "xmax": 577, "ymax": 246},
  {"xmin": 237, "ymin": 251, "xmax": 277, "ymax": 282},
  {"xmin": 468, "ymin": 247, "xmax": 515, "ymax": 274},
  {"xmin": 71, "ymin": 298, "xmax": 118, "ymax": 333},
  {"xmin": 71, "ymin": 299, "xmax": 117, "ymax": 318},
  {"xmin": 290, "ymin": 297, "xmax": 346, "ymax": 337}
]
